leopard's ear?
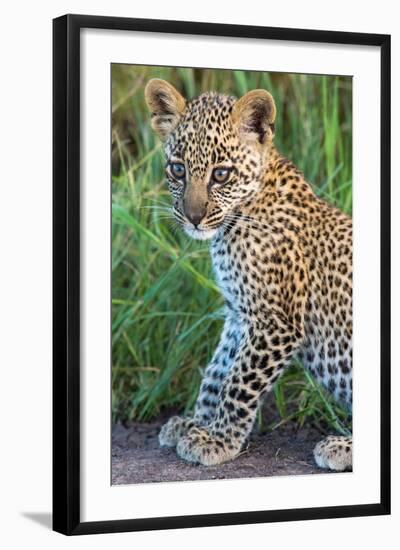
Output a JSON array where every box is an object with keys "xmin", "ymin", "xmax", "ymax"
[
  {"xmin": 232, "ymin": 89, "xmax": 276, "ymax": 145},
  {"xmin": 144, "ymin": 79, "xmax": 186, "ymax": 140}
]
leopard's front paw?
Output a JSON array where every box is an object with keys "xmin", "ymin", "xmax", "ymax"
[
  {"xmin": 176, "ymin": 426, "xmax": 240, "ymax": 466},
  {"xmin": 158, "ymin": 416, "xmax": 194, "ymax": 448},
  {"xmin": 314, "ymin": 435, "xmax": 352, "ymax": 471}
]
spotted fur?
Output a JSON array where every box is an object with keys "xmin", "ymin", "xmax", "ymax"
[{"xmin": 145, "ymin": 79, "xmax": 352, "ymax": 471}]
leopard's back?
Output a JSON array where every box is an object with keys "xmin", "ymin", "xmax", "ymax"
[{"xmin": 299, "ymin": 199, "xmax": 352, "ymax": 407}]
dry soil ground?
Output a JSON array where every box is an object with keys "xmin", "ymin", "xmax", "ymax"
[{"xmin": 112, "ymin": 414, "xmax": 337, "ymax": 485}]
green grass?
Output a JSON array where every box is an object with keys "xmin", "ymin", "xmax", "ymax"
[{"xmin": 111, "ymin": 65, "xmax": 352, "ymax": 435}]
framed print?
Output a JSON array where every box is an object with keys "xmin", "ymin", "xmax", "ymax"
[{"xmin": 53, "ymin": 14, "xmax": 391, "ymax": 535}]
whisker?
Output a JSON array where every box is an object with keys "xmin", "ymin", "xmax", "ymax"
[
  {"xmin": 226, "ymin": 212, "xmax": 261, "ymax": 221},
  {"xmin": 144, "ymin": 198, "xmax": 172, "ymax": 207},
  {"xmin": 151, "ymin": 216, "xmax": 175, "ymax": 222},
  {"xmin": 139, "ymin": 206, "xmax": 173, "ymax": 212},
  {"xmin": 220, "ymin": 219, "xmax": 278, "ymax": 246},
  {"xmin": 225, "ymin": 213, "xmax": 260, "ymax": 223},
  {"xmin": 225, "ymin": 213, "xmax": 272, "ymax": 232},
  {"xmin": 224, "ymin": 219, "xmax": 266, "ymax": 233}
]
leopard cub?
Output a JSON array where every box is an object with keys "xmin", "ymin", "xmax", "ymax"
[{"xmin": 145, "ymin": 78, "xmax": 352, "ymax": 471}]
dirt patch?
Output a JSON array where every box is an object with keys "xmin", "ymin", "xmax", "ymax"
[{"xmin": 112, "ymin": 416, "xmax": 336, "ymax": 485}]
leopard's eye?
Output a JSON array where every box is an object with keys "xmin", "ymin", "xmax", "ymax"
[
  {"xmin": 212, "ymin": 167, "xmax": 231, "ymax": 184},
  {"xmin": 170, "ymin": 162, "xmax": 186, "ymax": 179}
]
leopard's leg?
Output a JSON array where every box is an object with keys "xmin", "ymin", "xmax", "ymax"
[
  {"xmin": 193, "ymin": 313, "xmax": 244, "ymax": 425},
  {"xmin": 314, "ymin": 435, "xmax": 352, "ymax": 471},
  {"xmin": 176, "ymin": 313, "xmax": 305, "ymax": 465},
  {"xmin": 159, "ymin": 314, "xmax": 243, "ymax": 447}
]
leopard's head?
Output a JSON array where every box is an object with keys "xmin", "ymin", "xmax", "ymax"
[{"xmin": 145, "ymin": 78, "xmax": 276, "ymax": 240}]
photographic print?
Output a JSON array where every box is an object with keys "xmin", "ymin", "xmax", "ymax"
[
  {"xmin": 53, "ymin": 15, "xmax": 390, "ymax": 534},
  {"xmin": 111, "ymin": 65, "xmax": 353, "ymax": 485}
]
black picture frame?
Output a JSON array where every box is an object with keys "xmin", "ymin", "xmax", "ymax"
[{"xmin": 53, "ymin": 14, "xmax": 391, "ymax": 535}]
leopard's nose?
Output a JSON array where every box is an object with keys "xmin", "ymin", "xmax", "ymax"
[
  {"xmin": 183, "ymin": 183, "xmax": 207, "ymax": 227},
  {"xmin": 185, "ymin": 209, "xmax": 206, "ymax": 227},
  {"xmin": 183, "ymin": 201, "xmax": 207, "ymax": 227}
]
